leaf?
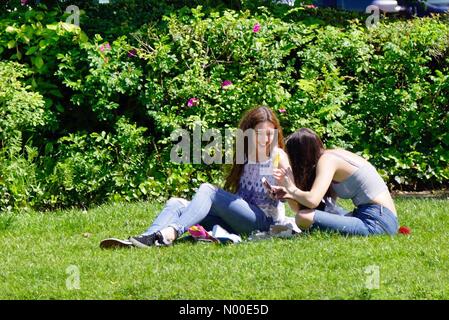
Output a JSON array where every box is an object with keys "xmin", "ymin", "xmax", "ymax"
[
  {"xmin": 46, "ymin": 23, "xmax": 58, "ymax": 30},
  {"xmin": 34, "ymin": 56, "xmax": 44, "ymax": 69},
  {"xmin": 25, "ymin": 46, "xmax": 38, "ymax": 55},
  {"xmin": 39, "ymin": 40, "xmax": 48, "ymax": 49},
  {"xmin": 60, "ymin": 22, "xmax": 80, "ymax": 33},
  {"xmin": 79, "ymin": 31, "xmax": 89, "ymax": 43},
  {"xmin": 49, "ymin": 89, "xmax": 64, "ymax": 98},
  {"xmin": 5, "ymin": 26, "xmax": 17, "ymax": 33},
  {"xmin": 7, "ymin": 40, "xmax": 16, "ymax": 49},
  {"xmin": 56, "ymin": 104, "xmax": 65, "ymax": 112},
  {"xmin": 297, "ymin": 79, "xmax": 316, "ymax": 92}
]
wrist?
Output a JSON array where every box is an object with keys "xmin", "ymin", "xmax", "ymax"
[
  {"xmin": 284, "ymin": 176, "xmax": 296, "ymax": 193},
  {"xmin": 286, "ymin": 185, "xmax": 298, "ymax": 195}
]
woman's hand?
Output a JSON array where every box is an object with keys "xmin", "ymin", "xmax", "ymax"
[
  {"xmin": 271, "ymin": 185, "xmax": 294, "ymax": 200},
  {"xmin": 273, "ymin": 168, "xmax": 296, "ymax": 193}
]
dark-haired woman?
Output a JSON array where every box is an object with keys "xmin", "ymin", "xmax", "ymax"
[
  {"xmin": 100, "ymin": 106, "xmax": 296, "ymax": 248},
  {"xmin": 272, "ymin": 128, "xmax": 398, "ymax": 236}
]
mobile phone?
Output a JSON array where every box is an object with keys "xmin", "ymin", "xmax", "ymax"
[{"xmin": 261, "ymin": 177, "xmax": 273, "ymax": 193}]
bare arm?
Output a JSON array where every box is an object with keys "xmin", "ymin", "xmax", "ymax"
[
  {"xmin": 276, "ymin": 148, "xmax": 300, "ymax": 212},
  {"xmin": 274, "ymin": 154, "xmax": 337, "ymax": 209}
]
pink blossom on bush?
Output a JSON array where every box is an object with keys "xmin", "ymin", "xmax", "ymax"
[
  {"xmin": 221, "ymin": 80, "xmax": 233, "ymax": 89},
  {"xmin": 99, "ymin": 43, "xmax": 111, "ymax": 52},
  {"xmin": 253, "ymin": 23, "xmax": 261, "ymax": 33},
  {"xmin": 187, "ymin": 97, "xmax": 199, "ymax": 107}
]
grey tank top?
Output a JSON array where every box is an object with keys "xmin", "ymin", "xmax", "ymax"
[{"xmin": 330, "ymin": 152, "xmax": 389, "ymax": 206}]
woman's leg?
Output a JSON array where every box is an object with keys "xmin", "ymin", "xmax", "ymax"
[
  {"xmin": 168, "ymin": 183, "xmax": 273, "ymax": 237},
  {"xmin": 129, "ymin": 183, "xmax": 272, "ymax": 247},
  {"xmin": 203, "ymin": 189, "xmax": 273, "ymax": 235},
  {"xmin": 101, "ymin": 197, "xmax": 190, "ymax": 249},
  {"xmin": 197, "ymin": 215, "xmax": 236, "ymax": 234},
  {"xmin": 353, "ymin": 204, "xmax": 398, "ymax": 235},
  {"xmin": 297, "ymin": 204, "xmax": 398, "ymax": 236},
  {"xmin": 142, "ymin": 197, "xmax": 189, "ymax": 236},
  {"xmin": 308, "ymin": 210, "xmax": 370, "ymax": 236}
]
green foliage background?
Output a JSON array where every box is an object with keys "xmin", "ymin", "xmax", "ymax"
[{"xmin": 0, "ymin": 0, "xmax": 448, "ymax": 212}]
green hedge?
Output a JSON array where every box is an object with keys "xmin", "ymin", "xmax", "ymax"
[{"xmin": 0, "ymin": 3, "xmax": 448, "ymax": 212}]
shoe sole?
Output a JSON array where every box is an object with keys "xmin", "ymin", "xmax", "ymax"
[{"xmin": 100, "ymin": 238, "xmax": 134, "ymax": 249}]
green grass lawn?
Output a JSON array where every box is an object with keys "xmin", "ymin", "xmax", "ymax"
[{"xmin": 0, "ymin": 196, "xmax": 448, "ymax": 299}]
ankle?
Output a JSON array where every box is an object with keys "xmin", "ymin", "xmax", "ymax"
[{"xmin": 160, "ymin": 227, "xmax": 177, "ymax": 242}]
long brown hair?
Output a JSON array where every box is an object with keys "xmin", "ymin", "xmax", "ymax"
[
  {"xmin": 224, "ymin": 106, "xmax": 284, "ymax": 193},
  {"xmin": 285, "ymin": 128, "xmax": 325, "ymax": 192}
]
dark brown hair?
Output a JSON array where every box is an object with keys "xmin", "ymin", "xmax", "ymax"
[
  {"xmin": 224, "ymin": 106, "xmax": 284, "ymax": 193},
  {"xmin": 285, "ymin": 128, "xmax": 325, "ymax": 192}
]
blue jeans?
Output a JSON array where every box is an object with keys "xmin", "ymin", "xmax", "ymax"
[
  {"xmin": 311, "ymin": 204, "xmax": 398, "ymax": 236},
  {"xmin": 143, "ymin": 183, "xmax": 274, "ymax": 237}
]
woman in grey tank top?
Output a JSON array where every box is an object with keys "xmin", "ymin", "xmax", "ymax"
[{"xmin": 272, "ymin": 128, "xmax": 399, "ymax": 236}]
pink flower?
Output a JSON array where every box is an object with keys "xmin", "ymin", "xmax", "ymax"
[
  {"xmin": 253, "ymin": 23, "xmax": 261, "ymax": 33},
  {"xmin": 21, "ymin": 0, "xmax": 28, "ymax": 5},
  {"xmin": 99, "ymin": 43, "xmax": 111, "ymax": 52},
  {"xmin": 187, "ymin": 97, "xmax": 199, "ymax": 107},
  {"xmin": 221, "ymin": 80, "xmax": 233, "ymax": 89},
  {"xmin": 305, "ymin": 4, "xmax": 317, "ymax": 9},
  {"xmin": 278, "ymin": 108, "xmax": 287, "ymax": 113},
  {"xmin": 128, "ymin": 49, "xmax": 138, "ymax": 58}
]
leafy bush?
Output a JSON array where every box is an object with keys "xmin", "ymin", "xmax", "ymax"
[
  {"xmin": 40, "ymin": 117, "xmax": 151, "ymax": 207},
  {"xmin": 349, "ymin": 19, "xmax": 449, "ymax": 188},
  {"xmin": 134, "ymin": 7, "xmax": 449, "ymax": 191},
  {"xmin": 0, "ymin": 4, "xmax": 448, "ymax": 213},
  {"xmin": 0, "ymin": 61, "xmax": 46, "ymax": 212},
  {"xmin": 299, "ymin": 19, "xmax": 449, "ymax": 187},
  {"xmin": 0, "ymin": 4, "xmax": 88, "ymax": 133},
  {"xmin": 56, "ymin": 35, "xmax": 143, "ymax": 122}
]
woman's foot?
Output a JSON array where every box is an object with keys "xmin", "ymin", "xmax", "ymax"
[
  {"xmin": 160, "ymin": 226, "xmax": 177, "ymax": 242},
  {"xmin": 129, "ymin": 231, "xmax": 170, "ymax": 248},
  {"xmin": 100, "ymin": 238, "xmax": 134, "ymax": 249}
]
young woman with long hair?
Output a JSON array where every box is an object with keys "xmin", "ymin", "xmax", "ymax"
[
  {"xmin": 272, "ymin": 128, "xmax": 398, "ymax": 236},
  {"xmin": 100, "ymin": 106, "xmax": 295, "ymax": 248}
]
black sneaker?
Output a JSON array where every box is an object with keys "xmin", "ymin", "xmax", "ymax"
[{"xmin": 129, "ymin": 231, "xmax": 168, "ymax": 248}]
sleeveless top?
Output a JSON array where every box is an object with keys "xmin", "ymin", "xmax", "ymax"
[
  {"xmin": 237, "ymin": 156, "xmax": 285, "ymax": 223},
  {"xmin": 330, "ymin": 152, "xmax": 389, "ymax": 206}
]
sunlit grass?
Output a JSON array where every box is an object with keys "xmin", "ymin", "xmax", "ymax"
[{"xmin": 0, "ymin": 197, "xmax": 448, "ymax": 299}]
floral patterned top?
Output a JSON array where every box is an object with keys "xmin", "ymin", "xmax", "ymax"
[{"xmin": 237, "ymin": 156, "xmax": 285, "ymax": 223}]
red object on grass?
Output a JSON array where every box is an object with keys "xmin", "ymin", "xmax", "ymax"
[
  {"xmin": 398, "ymin": 226, "xmax": 411, "ymax": 235},
  {"xmin": 188, "ymin": 224, "xmax": 209, "ymax": 239}
]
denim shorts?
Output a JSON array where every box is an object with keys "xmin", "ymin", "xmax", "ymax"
[{"xmin": 312, "ymin": 204, "xmax": 399, "ymax": 236}]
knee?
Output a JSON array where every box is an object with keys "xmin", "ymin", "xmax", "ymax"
[
  {"xmin": 166, "ymin": 197, "xmax": 189, "ymax": 208},
  {"xmin": 296, "ymin": 209, "xmax": 315, "ymax": 230},
  {"xmin": 197, "ymin": 183, "xmax": 217, "ymax": 196}
]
